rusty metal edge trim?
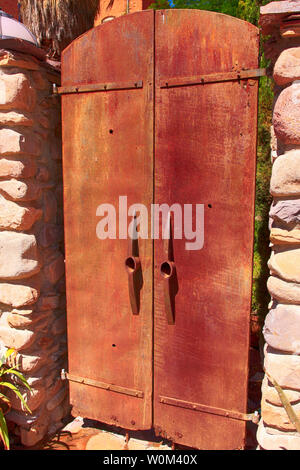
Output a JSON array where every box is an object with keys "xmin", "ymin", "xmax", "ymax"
[
  {"xmin": 160, "ymin": 68, "xmax": 266, "ymax": 89},
  {"xmin": 61, "ymin": 370, "xmax": 144, "ymax": 398},
  {"xmin": 159, "ymin": 395, "xmax": 259, "ymax": 423},
  {"xmin": 265, "ymin": 370, "xmax": 300, "ymax": 434},
  {"xmin": 56, "ymin": 80, "xmax": 143, "ymax": 95}
]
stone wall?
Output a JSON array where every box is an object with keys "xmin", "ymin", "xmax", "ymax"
[
  {"xmin": 0, "ymin": 44, "xmax": 68, "ymax": 447},
  {"xmin": 258, "ymin": 0, "xmax": 300, "ymax": 450},
  {"xmin": 3, "ymin": 1, "xmax": 300, "ymax": 450}
]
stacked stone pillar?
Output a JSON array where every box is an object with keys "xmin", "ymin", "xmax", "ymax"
[
  {"xmin": 258, "ymin": 1, "xmax": 300, "ymax": 450},
  {"xmin": 0, "ymin": 45, "xmax": 68, "ymax": 446}
]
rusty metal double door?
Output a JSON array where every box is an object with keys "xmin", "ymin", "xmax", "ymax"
[{"xmin": 61, "ymin": 9, "xmax": 259, "ymax": 449}]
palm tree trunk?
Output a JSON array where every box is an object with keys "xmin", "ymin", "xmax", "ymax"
[{"xmin": 20, "ymin": 0, "xmax": 100, "ymax": 58}]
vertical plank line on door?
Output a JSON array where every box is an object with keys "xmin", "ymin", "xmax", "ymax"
[{"xmin": 151, "ymin": 9, "xmax": 156, "ymax": 427}]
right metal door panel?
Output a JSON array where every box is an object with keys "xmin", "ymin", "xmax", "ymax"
[{"xmin": 153, "ymin": 9, "xmax": 259, "ymax": 450}]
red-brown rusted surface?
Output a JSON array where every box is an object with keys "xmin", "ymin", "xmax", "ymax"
[
  {"xmin": 153, "ymin": 9, "xmax": 259, "ymax": 450},
  {"xmin": 61, "ymin": 9, "xmax": 259, "ymax": 449},
  {"xmin": 61, "ymin": 10, "xmax": 154, "ymax": 431},
  {"xmin": 1, "ymin": 0, "xmax": 19, "ymax": 19}
]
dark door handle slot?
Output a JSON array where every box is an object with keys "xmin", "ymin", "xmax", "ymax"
[
  {"xmin": 160, "ymin": 260, "xmax": 177, "ymax": 325},
  {"xmin": 126, "ymin": 213, "xmax": 143, "ymax": 315},
  {"xmin": 125, "ymin": 256, "xmax": 142, "ymax": 315},
  {"xmin": 160, "ymin": 213, "xmax": 178, "ymax": 325},
  {"xmin": 125, "ymin": 256, "xmax": 141, "ymax": 273}
]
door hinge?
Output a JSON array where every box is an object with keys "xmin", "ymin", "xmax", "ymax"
[
  {"xmin": 159, "ymin": 395, "xmax": 260, "ymax": 423},
  {"xmin": 61, "ymin": 369, "xmax": 144, "ymax": 398},
  {"xmin": 160, "ymin": 68, "xmax": 266, "ymax": 89},
  {"xmin": 55, "ymin": 80, "xmax": 143, "ymax": 95}
]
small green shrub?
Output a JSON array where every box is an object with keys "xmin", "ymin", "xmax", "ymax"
[{"xmin": 0, "ymin": 341, "xmax": 31, "ymax": 450}]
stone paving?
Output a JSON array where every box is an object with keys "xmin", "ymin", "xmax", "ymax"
[
  {"xmin": 12, "ymin": 420, "xmax": 257, "ymax": 450},
  {"xmin": 11, "ymin": 417, "xmax": 172, "ymax": 451}
]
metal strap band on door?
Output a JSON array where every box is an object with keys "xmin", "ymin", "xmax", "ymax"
[
  {"xmin": 61, "ymin": 370, "xmax": 144, "ymax": 398},
  {"xmin": 159, "ymin": 395, "xmax": 259, "ymax": 423},
  {"xmin": 56, "ymin": 80, "xmax": 143, "ymax": 95},
  {"xmin": 160, "ymin": 68, "xmax": 266, "ymax": 88},
  {"xmin": 55, "ymin": 69, "xmax": 265, "ymax": 95}
]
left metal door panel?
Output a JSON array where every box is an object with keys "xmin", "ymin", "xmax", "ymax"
[{"xmin": 61, "ymin": 11, "xmax": 154, "ymax": 430}]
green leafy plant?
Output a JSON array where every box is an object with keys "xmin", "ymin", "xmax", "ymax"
[{"xmin": 0, "ymin": 341, "xmax": 31, "ymax": 450}]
